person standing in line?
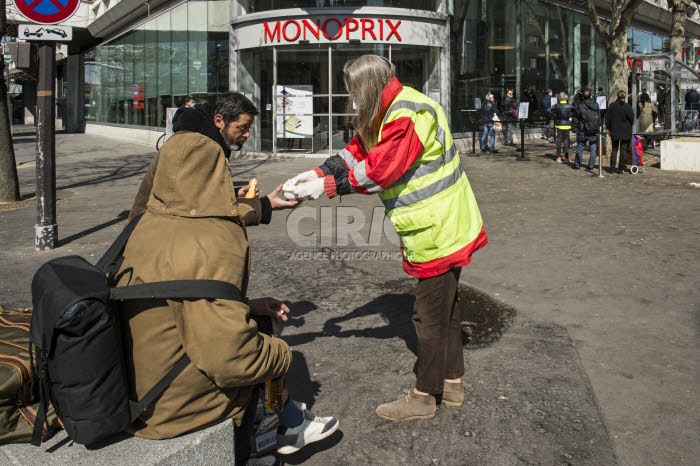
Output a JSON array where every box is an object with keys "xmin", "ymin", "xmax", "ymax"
[
  {"xmin": 684, "ymin": 87, "xmax": 700, "ymax": 111},
  {"xmin": 572, "ymin": 89, "xmax": 600, "ymax": 171},
  {"xmin": 637, "ymin": 92, "xmax": 657, "ymax": 150},
  {"xmin": 284, "ymin": 55, "xmax": 488, "ymax": 422},
  {"xmin": 172, "ymin": 95, "xmax": 196, "ymax": 126},
  {"xmin": 480, "ymin": 92, "xmax": 499, "ymax": 154},
  {"xmin": 606, "ymin": 90, "xmax": 635, "ymax": 174},
  {"xmin": 503, "ymin": 88, "xmax": 518, "ymax": 147},
  {"xmin": 547, "ymin": 92, "xmax": 573, "ymax": 163},
  {"xmin": 541, "ymin": 89, "xmax": 553, "ymax": 141},
  {"xmin": 639, "ymin": 88, "xmax": 650, "ymax": 103}
]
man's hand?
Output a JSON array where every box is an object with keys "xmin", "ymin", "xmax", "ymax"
[
  {"xmin": 248, "ymin": 297, "xmax": 290, "ymax": 323},
  {"xmin": 266, "ymin": 183, "xmax": 300, "ymax": 210},
  {"xmin": 237, "ymin": 183, "xmax": 259, "ymax": 198},
  {"xmin": 291, "ymin": 177, "xmax": 326, "ymax": 200}
]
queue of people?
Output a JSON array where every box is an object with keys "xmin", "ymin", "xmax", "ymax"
[{"xmin": 472, "ymin": 82, "xmax": 676, "ymax": 172}]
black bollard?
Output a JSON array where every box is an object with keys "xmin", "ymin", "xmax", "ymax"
[{"xmin": 516, "ymin": 118, "xmax": 529, "ymax": 161}]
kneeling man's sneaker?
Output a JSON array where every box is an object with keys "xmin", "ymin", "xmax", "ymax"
[
  {"xmin": 277, "ymin": 410, "xmax": 339, "ymax": 455},
  {"xmin": 375, "ymin": 390, "xmax": 437, "ymax": 421}
]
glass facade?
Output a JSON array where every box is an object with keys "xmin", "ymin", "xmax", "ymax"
[
  {"xmin": 84, "ymin": 0, "xmax": 230, "ymax": 127},
  {"xmin": 451, "ymin": 0, "xmax": 608, "ymax": 131},
  {"xmin": 234, "ymin": 0, "xmax": 439, "ymax": 15},
  {"xmin": 238, "ymin": 43, "xmax": 439, "ymax": 153},
  {"xmin": 84, "ymin": 0, "xmax": 681, "ymax": 137}
]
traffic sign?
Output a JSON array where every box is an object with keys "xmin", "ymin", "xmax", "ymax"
[
  {"xmin": 20, "ymin": 24, "xmax": 72, "ymax": 41},
  {"xmin": 13, "ymin": 0, "xmax": 79, "ymax": 25}
]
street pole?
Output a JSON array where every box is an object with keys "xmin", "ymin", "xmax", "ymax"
[
  {"xmin": 35, "ymin": 44, "xmax": 57, "ymax": 251},
  {"xmin": 516, "ymin": 118, "xmax": 529, "ymax": 161},
  {"xmin": 596, "ymin": 121, "xmax": 604, "ymax": 178}
]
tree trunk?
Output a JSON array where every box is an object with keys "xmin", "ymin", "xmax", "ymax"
[
  {"xmin": 584, "ymin": 0, "xmax": 644, "ymax": 101},
  {"xmin": 607, "ymin": 33, "xmax": 630, "ymax": 98},
  {"xmin": 0, "ymin": 0, "xmax": 21, "ymax": 203},
  {"xmin": 668, "ymin": 0, "xmax": 689, "ymax": 57},
  {"xmin": 666, "ymin": 0, "xmax": 690, "ymax": 130}
]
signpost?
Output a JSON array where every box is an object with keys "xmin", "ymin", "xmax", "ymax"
[
  {"xmin": 20, "ymin": 24, "xmax": 73, "ymax": 41},
  {"xmin": 13, "ymin": 0, "xmax": 77, "ymax": 250},
  {"xmin": 13, "ymin": 0, "xmax": 80, "ymax": 25}
]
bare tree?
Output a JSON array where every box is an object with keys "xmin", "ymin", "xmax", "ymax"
[
  {"xmin": 584, "ymin": 0, "xmax": 645, "ymax": 96},
  {"xmin": 0, "ymin": 0, "xmax": 20, "ymax": 203}
]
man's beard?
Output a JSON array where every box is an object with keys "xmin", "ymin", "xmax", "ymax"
[{"xmin": 220, "ymin": 128, "xmax": 244, "ymax": 151}]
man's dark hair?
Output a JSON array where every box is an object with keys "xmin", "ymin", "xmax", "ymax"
[
  {"xmin": 583, "ymin": 90, "xmax": 591, "ymax": 99},
  {"xmin": 185, "ymin": 96, "xmax": 194, "ymax": 102},
  {"xmin": 215, "ymin": 92, "xmax": 259, "ymax": 125},
  {"xmin": 617, "ymin": 90, "xmax": 627, "ymax": 100}
]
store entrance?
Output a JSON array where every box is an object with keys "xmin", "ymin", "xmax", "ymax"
[{"xmin": 252, "ymin": 44, "xmax": 430, "ymax": 155}]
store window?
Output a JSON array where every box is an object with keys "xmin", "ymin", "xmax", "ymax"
[
  {"xmin": 238, "ymin": 43, "xmax": 435, "ymax": 154},
  {"xmin": 84, "ymin": 0, "xmax": 230, "ymax": 128},
  {"xmin": 451, "ymin": 0, "xmax": 608, "ymax": 132}
]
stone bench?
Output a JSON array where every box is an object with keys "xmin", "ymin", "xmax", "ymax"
[
  {"xmin": 661, "ymin": 138, "xmax": 700, "ymax": 172},
  {"xmin": 0, "ymin": 419, "xmax": 235, "ymax": 466}
]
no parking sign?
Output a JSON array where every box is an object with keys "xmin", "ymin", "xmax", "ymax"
[{"xmin": 13, "ymin": 0, "xmax": 79, "ymax": 25}]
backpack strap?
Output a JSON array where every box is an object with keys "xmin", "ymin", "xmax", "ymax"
[
  {"xmin": 112, "ymin": 279, "xmax": 242, "ymax": 424},
  {"xmin": 129, "ymin": 353, "xmax": 191, "ymax": 422},
  {"xmin": 110, "ymin": 280, "xmax": 242, "ymax": 302},
  {"xmin": 96, "ymin": 213, "xmax": 144, "ymax": 275}
]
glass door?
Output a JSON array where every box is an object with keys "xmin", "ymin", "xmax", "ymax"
[{"xmin": 252, "ymin": 44, "xmax": 433, "ymax": 155}]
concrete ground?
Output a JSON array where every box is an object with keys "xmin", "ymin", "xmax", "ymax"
[{"xmin": 1, "ymin": 127, "xmax": 698, "ymax": 465}]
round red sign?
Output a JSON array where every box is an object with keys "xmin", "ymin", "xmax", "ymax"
[{"xmin": 14, "ymin": 0, "xmax": 79, "ymax": 25}]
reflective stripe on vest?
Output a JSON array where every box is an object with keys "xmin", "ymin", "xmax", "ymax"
[
  {"xmin": 375, "ymin": 87, "xmax": 484, "ymax": 264},
  {"xmin": 338, "ymin": 148, "xmax": 358, "ymax": 170}
]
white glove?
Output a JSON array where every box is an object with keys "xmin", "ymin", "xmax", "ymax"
[
  {"xmin": 282, "ymin": 170, "xmax": 320, "ymax": 200},
  {"xmin": 283, "ymin": 170, "xmax": 319, "ymax": 190},
  {"xmin": 291, "ymin": 177, "xmax": 326, "ymax": 200}
]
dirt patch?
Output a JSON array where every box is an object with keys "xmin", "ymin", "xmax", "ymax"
[{"xmin": 458, "ymin": 285, "xmax": 517, "ymax": 349}]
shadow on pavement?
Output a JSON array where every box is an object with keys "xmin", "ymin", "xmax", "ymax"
[{"xmin": 59, "ymin": 210, "xmax": 130, "ymax": 246}]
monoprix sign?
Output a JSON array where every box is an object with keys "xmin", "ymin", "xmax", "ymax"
[{"xmin": 13, "ymin": 0, "xmax": 79, "ymax": 25}]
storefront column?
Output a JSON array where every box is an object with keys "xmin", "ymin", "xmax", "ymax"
[
  {"xmin": 65, "ymin": 54, "xmax": 85, "ymax": 133},
  {"xmin": 441, "ymin": 39, "xmax": 451, "ymax": 127},
  {"xmin": 572, "ymin": 21, "xmax": 581, "ymax": 94}
]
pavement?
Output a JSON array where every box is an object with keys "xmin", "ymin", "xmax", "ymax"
[{"xmin": 1, "ymin": 126, "xmax": 698, "ymax": 466}]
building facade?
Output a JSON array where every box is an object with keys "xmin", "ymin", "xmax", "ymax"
[{"xmin": 78, "ymin": 0, "xmax": 700, "ymax": 154}]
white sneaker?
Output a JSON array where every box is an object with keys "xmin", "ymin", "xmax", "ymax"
[{"xmin": 276, "ymin": 410, "xmax": 339, "ymax": 455}]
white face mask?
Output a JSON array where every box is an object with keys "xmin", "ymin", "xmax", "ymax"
[{"xmin": 352, "ymin": 100, "xmax": 357, "ymax": 110}]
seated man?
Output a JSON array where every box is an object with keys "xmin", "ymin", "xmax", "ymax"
[{"xmin": 116, "ymin": 92, "xmax": 337, "ymax": 463}]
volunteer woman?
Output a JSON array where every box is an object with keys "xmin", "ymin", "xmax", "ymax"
[{"xmin": 284, "ymin": 54, "xmax": 488, "ymax": 421}]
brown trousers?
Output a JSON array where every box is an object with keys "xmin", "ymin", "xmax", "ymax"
[{"xmin": 412, "ymin": 267, "xmax": 464, "ymax": 395}]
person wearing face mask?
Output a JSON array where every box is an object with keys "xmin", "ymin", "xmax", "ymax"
[{"xmin": 172, "ymin": 96, "xmax": 196, "ymax": 126}]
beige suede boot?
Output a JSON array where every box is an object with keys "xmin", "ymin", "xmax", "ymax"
[
  {"xmin": 441, "ymin": 381, "xmax": 464, "ymax": 407},
  {"xmin": 376, "ymin": 390, "xmax": 437, "ymax": 421}
]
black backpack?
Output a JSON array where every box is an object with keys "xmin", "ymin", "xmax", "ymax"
[
  {"xmin": 29, "ymin": 214, "xmax": 242, "ymax": 446},
  {"xmin": 581, "ymin": 103, "xmax": 600, "ymax": 136}
]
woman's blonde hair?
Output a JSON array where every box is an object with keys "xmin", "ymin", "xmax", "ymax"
[{"xmin": 343, "ymin": 55, "xmax": 395, "ymax": 152}]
